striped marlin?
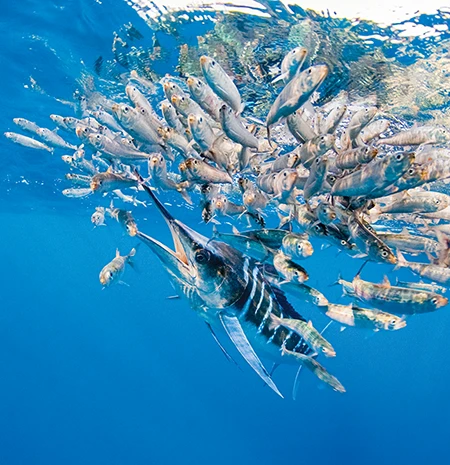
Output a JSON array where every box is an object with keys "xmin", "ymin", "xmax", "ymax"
[{"xmin": 134, "ymin": 172, "xmax": 345, "ymax": 397}]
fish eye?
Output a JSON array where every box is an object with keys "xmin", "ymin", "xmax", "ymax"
[
  {"xmin": 194, "ymin": 160, "xmax": 198, "ymax": 165},
  {"xmin": 381, "ymin": 250, "xmax": 389, "ymax": 257},
  {"xmin": 195, "ymin": 249, "xmax": 210, "ymax": 263},
  {"xmin": 408, "ymin": 168, "xmax": 415, "ymax": 175},
  {"xmin": 199, "ymin": 116, "xmax": 203, "ymax": 123},
  {"xmin": 340, "ymin": 240, "xmax": 347, "ymax": 246},
  {"xmin": 283, "ymin": 172, "xmax": 287, "ymax": 177},
  {"xmin": 435, "ymin": 199, "xmax": 440, "ymax": 204},
  {"xmin": 391, "ymin": 319, "xmax": 397, "ymax": 325},
  {"xmin": 211, "ymin": 60, "xmax": 216, "ymax": 66},
  {"xmin": 308, "ymin": 69, "xmax": 311, "ymax": 74},
  {"xmin": 432, "ymin": 297, "xmax": 438, "ymax": 304},
  {"xmin": 395, "ymin": 153, "xmax": 403, "ymax": 161},
  {"xmin": 123, "ymin": 106, "xmax": 129, "ymax": 113},
  {"xmin": 297, "ymin": 244, "xmax": 303, "ymax": 250}
]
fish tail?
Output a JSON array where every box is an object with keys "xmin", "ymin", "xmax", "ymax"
[
  {"xmin": 329, "ymin": 272, "xmax": 342, "ymax": 287},
  {"xmin": 368, "ymin": 204, "xmax": 382, "ymax": 224},
  {"xmin": 267, "ymin": 125, "xmax": 273, "ymax": 148}
]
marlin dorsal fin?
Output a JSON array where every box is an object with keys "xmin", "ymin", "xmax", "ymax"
[{"xmin": 219, "ymin": 313, "xmax": 283, "ymax": 398}]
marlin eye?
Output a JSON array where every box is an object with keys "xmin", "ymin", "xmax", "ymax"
[
  {"xmin": 381, "ymin": 250, "xmax": 388, "ymax": 257},
  {"xmin": 195, "ymin": 249, "xmax": 210, "ymax": 263}
]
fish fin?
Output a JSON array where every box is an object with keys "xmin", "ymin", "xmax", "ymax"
[
  {"xmin": 166, "ymin": 295, "xmax": 180, "ymax": 299},
  {"xmin": 292, "ymin": 364, "xmax": 303, "ymax": 400},
  {"xmin": 355, "ymin": 260, "xmax": 369, "ymax": 279},
  {"xmin": 205, "ymin": 322, "xmax": 240, "ymax": 368},
  {"xmin": 115, "ymin": 248, "xmax": 120, "ymax": 258},
  {"xmin": 266, "ymin": 125, "xmax": 273, "ymax": 148},
  {"xmin": 178, "ymin": 187, "xmax": 193, "ymax": 205},
  {"xmin": 219, "ymin": 313, "xmax": 283, "ymax": 398},
  {"xmin": 246, "ymin": 116, "xmax": 265, "ymax": 126},
  {"xmin": 340, "ymin": 326, "xmax": 346, "ymax": 332},
  {"xmin": 269, "ymin": 363, "xmax": 280, "ymax": 377},
  {"xmin": 271, "ymin": 286, "xmax": 305, "ymax": 320},
  {"xmin": 231, "ymin": 225, "xmax": 240, "ymax": 235},
  {"xmin": 268, "ymin": 313, "xmax": 281, "ymax": 331},
  {"xmin": 271, "ymin": 72, "xmax": 288, "ymax": 84},
  {"xmin": 118, "ymin": 280, "xmax": 129, "ymax": 287},
  {"xmin": 381, "ymin": 275, "xmax": 391, "ymax": 287},
  {"xmin": 320, "ymin": 321, "xmax": 333, "ymax": 335}
]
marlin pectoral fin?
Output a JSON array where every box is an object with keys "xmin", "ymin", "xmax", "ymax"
[
  {"xmin": 205, "ymin": 322, "xmax": 240, "ymax": 369},
  {"xmin": 219, "ymin": 313, "xmax": 284, "ymax": 398}
]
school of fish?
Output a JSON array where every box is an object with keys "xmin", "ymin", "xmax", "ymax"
[{"xmin": 7, "ymin": 45, "xmax": 450, "ymax": 398}]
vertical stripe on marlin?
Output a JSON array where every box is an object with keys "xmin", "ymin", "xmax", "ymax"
[
  {"xmin": 232, "ymin": 263, "xmax": 311, "ymax": 356},
  {"xmin": 257, "ymin": 295, "xmax": 273, "ymax": 334},
  {"xmin": 242, "ymin": 257, "xmax": 250, "ymax": 286},
  {"xmin": 254, "ymin": 281, "xmax": 265, "ymax": 315},
  {"xmin": 234, "ymin": 265, "xmax": 259, "ymax": 315}
]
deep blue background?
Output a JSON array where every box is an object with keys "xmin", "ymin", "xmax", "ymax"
[{"xmin": 1, "ymin": 2, "xmax": 450, "ymax": 464}]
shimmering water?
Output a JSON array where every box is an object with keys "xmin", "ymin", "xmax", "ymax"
[{"xmin": 2, "ymin": 2, "xmax": 450, "ymax": 464}]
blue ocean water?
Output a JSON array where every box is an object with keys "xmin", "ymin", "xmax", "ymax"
[{"xmin": 2, "ymin": 1, "xmax": 450, "ymax": 464}]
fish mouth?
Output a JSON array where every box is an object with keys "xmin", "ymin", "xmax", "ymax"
[
  {"xmin": 200, "ymin": 56, "xmax": 208, "ymax": 66},
  {"xmin": 75, "ymin": 127, "xmax": 85, "ymax": 138},
  {"xmin": 135, "ymin": 171, "xmax": 208, "ymax": 272}
]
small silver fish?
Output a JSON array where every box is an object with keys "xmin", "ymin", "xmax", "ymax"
[
  {"xmin": 4, "ymin": 132, "xmax": 52, "ymax": 152},
  {"xmin": 99, "ymin": 248, "xmax": 136, "ymax": 287}
]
